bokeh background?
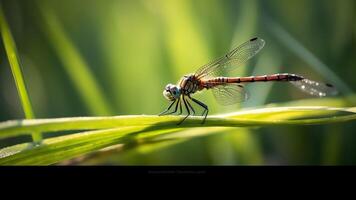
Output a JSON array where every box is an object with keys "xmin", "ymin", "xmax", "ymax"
[{"xmin": 0, "ymin": 0, "xmax": 355, "ymax": 165}]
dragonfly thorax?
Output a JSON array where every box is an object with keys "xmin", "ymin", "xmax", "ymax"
[{"xmin": 179, "ymin": 74, "xmax": 201, "ymax": 95}]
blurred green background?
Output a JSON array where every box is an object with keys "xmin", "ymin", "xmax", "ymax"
[{"xmin": 0, "ymin": 0, "xmax": 355, "ymax": 165}]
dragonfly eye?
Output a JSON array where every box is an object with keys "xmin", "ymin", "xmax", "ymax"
[{"xmin": 163, "ymin": 84, "xmax": 180, "ymax": 101}]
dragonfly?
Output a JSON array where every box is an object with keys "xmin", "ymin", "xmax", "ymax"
[{"xmin": 159, "ymin": 37, "xmax": 337, "ymax": 125}]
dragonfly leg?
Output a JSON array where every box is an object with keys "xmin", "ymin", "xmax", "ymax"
[
  {"xmin": 189, "ymin": 97, "xmax": 209, "ymax": 124},
  {"xmin": 177, "ymin": 97, "xmax": 183, "ymax": 115},
  {"xmin": 201, "ymin": 109, "xmax": 209, "ymax": 124},
  {"xmin": 165, "ymin": 98, "xmax": 181, "ymax": 115},
  {"xmin": 177, "ymin": 96, "xmax": 191, "ymax": 125},
  {"xmin": 158, "ymin": 99, "xmax": 176, "ymax": 116},
  {"xmin": 186, "ymin": 98, "xmax": 195, "ymax": 116}
]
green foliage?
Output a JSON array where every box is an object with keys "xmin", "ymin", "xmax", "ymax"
[
  {"xmin": 0, "ymin": 105, "xmax": 355, "ymax": 165},
  {"xmin": 0, "ymin": 0, "xmax": 355, "ymax": 165},
  {"xmin": 37, "ymin": 2, "xmax": 113, "ymax": 115},
  {"xmin": 0, "ymin": 5, "xmax": 41, "ymax": 142}
]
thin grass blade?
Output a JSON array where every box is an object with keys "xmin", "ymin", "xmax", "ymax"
[{"xmin": 0, "ymin": 5, "xmax": 41, "ymax": 143}]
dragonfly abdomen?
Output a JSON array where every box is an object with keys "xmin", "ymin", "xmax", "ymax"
[
  {"xmin": 202, "ymin": 73, "xmax": 304, "ymax": 87},
  {"xmin": 227, "ymin": 73, "xmax": 303, "ymax": 83}
]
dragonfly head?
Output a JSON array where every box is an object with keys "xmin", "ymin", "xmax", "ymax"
[{"xmin": 163, "ymin": 84, "xmax": 181, "ymax": 101}]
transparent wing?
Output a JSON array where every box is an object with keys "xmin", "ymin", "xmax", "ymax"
[
  {"xmin": 212, "ymin": 84, "xmax": 249, "ymax": 106},
  {"xmin": 195, "ymin": 37, "xmax": 265, "ymax": 79},
  {"xmin": 290, "ymin": 79, "xmax": 338, "ymax": 97}
]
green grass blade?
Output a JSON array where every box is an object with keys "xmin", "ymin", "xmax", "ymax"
[
  {"xmin": 1, "ymin": 105, "xmax": 356, "ymax": 165},
  {"xmin": 0, "ymin": 127, "xmax": 145, "ymax": 165},
  {"xmin": 36, "ymin": 2, "xmax": 112, "ymax": 116},
  {"xmin": 0, "ymin": 106, "xmax": 356, "ymax": 140},
  {"xmin": 0, "ymin": 7, "xmax": 34, "ymax": 119},
  {"xmin": 0, "ymin": 6, "xmax": 41, "ymax": 143},
  {"xmin": 0, "ymin": 105, "xmax": 355, "ymax": 165},
  {"xmin": 0, "ymin": 126, "xmax": 230, "ymax": 165}
]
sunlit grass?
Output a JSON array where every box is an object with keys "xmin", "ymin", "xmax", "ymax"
[
  {"xmin": 0, "ymin": 6, "xmax": 41, "ymax": 143},
  {"xmin": 0, "ymin": 104, "xmax": 355, "ymax": 165}
]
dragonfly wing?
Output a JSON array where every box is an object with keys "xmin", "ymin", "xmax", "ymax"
[
  {"xmin": 290, "ymin": 79, "xmax": 338, "ymax": 97},
  {"xmin": 195, "ymin": 37, "xmax": 265, "ymax": 79},
  {"xmin": 212, "ymin": 84, "xmax": 249, "ymax": 106}
]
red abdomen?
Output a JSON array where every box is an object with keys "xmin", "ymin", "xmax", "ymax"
[{"xmin": 202, "ymin": 73, "xmax": 303, "ymax": 88}]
